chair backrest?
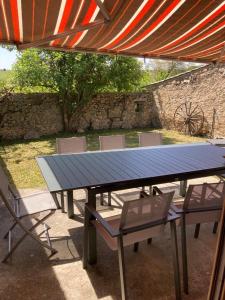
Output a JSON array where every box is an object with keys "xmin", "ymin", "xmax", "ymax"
[
  {"xmin": 138, "ymin": 132, "xmax": 162, "ymax": 147},
  {"xmin": 56, "ymin": 136, "xmax": 87, "ymax": 154},
  {"xmin": 184, "ymin": 182, "xmax": 225, "ymax": 211},
  {"xmin": 0, "ymin": 163, "xmax": 10, "ymax": 200},
  {"xmin": 99, "ymin": 135, "xmax": 125, "ymax": 151},
  {"xmin": 119, "ymin": 191, "xmax": 174, "ymax": 231},
  {"xmin": 0, "ymin": 164, "xmax": 17, "ymax": 216}
]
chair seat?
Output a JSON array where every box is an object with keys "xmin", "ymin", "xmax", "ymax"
[
  {"xmin": 17, "ymin": 192, "xmax": 57, "ymax": 217},
  {"xmin": 93, "ymin": 214, "xmax": 165, "ymax": 251}
]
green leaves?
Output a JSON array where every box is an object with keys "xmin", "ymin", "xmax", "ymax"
[{"xmin": 12, "ymin": 49, "xmax": 146, "ymax": 130}]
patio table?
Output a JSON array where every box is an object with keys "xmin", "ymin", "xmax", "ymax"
[{"xmin": 36, "ymin": 143, "xmax": 225, "ymax": 265}]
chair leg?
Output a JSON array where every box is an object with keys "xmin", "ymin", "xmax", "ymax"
[
  {"xmin": 181, "ymin": 215, "xmax": 189, "ymax": 294},
  {"xmin": 170, "ymin": 220, "xmax": 181, "ymax": 300},
  {"xmin": 100, "ymin": 193, "xmax": 104, "ymax": 206},
  {"xmin": 133, "ymin": 242, "xmax": 139, "ymax": 252},
  {"xmin": 194, "ymin": 223, "xmax": 201, "ymax": 239},
  {"xmin": 3, "ymin": 221, "xmax": 17, "ymax": 239},
  {"xmin": 147, "ymin": 238, "xmax": 152, "ymax": 245},
  {"xmin": 60, "ymin": 191, "xmax": 65, "ymax": 213},
  {"xmin": 149, "ymin": 185, "xmax": 152, "ymax": 195},
  {"xmin": 83, "ymin": 206, "xmax": 89, "ymax": 269},
  {"xmin": 108, "ymin": 192, "xmax": 111, "ymax": 206},
  {"xmin": 141, "ymin": 186, "xmax": 145, "ymax": 192},
  {"xmin": 180, "ymin": 180, "xmax": 187, "ymax": 197},
  {"xmin": 44, "ymin": 223, "xmax": 52, "ymax": 248},
  {"xmin": 117, "ymin": 236, "xmax": 127, "ymax": 300},
  {"xmin": 213, "ymin": 222, "xmax": 218, "ymax": 234}
]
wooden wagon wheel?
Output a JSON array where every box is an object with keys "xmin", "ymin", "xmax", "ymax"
[{"xmin": 174, "ymin": 102, "xmax": 204, "ymax": 135}]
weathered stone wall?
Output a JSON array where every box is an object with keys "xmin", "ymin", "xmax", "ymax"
[
  {"xmin": 1, "ymin": 64, "xmax": 225, "ymax": 140},
  {"xmin": 0, "ymin": 92, "xmax": 159, "ymax": 139},
  {"xmin": 0, "ymin": 93, "xmax": 63, "ymax": 139},
  {"xmin": 70, "ymin": 92, "xmax": 160, "ymax": 132},
  {"xmin": 146, "ymin": 64, "xmax": 225, "ymax": 137}
]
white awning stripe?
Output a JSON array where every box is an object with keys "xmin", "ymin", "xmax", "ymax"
[{"xmin": 119, "ymin": 0, "xmax": 185, "ymax": 51}]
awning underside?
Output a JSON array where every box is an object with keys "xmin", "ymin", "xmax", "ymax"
[{"xmin": 0, "ymin": 0, "xmax": 225, "ymax": 63}]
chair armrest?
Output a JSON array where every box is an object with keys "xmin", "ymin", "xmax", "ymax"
[
  {"xmin": 85, "ymin": 204, "xmax": 120, "ymax": 238},
  {"xmin": 153, "ymin": 186, "xmax": 163, "ymax": 195},
  {"xmin": 170, "ymin": 203, "xmax": 184, "ymax": 214}
]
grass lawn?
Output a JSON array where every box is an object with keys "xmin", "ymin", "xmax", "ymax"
[
  {"xmin": 0, "ymin": 128, "xmax": 206, "ymax": 189},
  {"xmin": 0, "ymin": 70, "xmax": 12, "ymax": 82}
]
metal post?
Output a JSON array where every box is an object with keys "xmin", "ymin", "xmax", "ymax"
[
  {"xmin": 170, "ymin": 220, "xmax": 181, "ymax": 300},
  {"xmin": 87, "ymin": 188, "xmax": 97, "ymax": 265},
  {"xmin": 181, "ymin": 215, "xmax": 189, "ymax": 294},
  {"xmin": 67, "ymin": 190, "xmax": 74, "ymax": 218},
  {"xmin": 117, "ymin": 235, "xmax": 127, "ymax": 300}
]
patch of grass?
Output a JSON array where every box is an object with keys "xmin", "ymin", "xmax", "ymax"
[
  {"xmin": 0, "ymin": 70, "xmax": 12, "ymax": 82},
  {"xmin": 0, "ymin": 128, "xmax": 206, "ymax": 189}
]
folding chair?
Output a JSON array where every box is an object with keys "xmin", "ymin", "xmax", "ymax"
[
  {"xmin": 56, "ymin": 136, "xmax": 87, "ymax": 213},
  {"xmin": 171, "ymin": 182, "xmax": 225, "ymax": 294},
  {"xmin": 84, "ymin": 189, "xmax": 181, "ymax": 300},
  {"xmin": 0, "ymin": 165, "xmax": 57, "ymax": 263},
  {"xmin": 99, "ymin": 135, "xmax": 125, "ymax": 206}
]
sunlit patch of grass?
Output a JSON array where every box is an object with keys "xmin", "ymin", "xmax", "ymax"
[{"xmin": 0, "ymin": 128, "xmax": 206, "ymax": 189}]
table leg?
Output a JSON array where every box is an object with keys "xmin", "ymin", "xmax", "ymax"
[
  {"xmin": 67, "ymin": 190, "xmax": 74, "ymax": 218},
  {"xmin": 86, "ymin": 188, "xmax": 97, "ymax": 265},
  {"xmin": 180, "ymin": 180, "xmax": 187, "ymax": 197}
]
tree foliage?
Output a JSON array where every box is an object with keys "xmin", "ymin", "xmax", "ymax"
[{"xmin": 12, "ymin": 49, "xmax": 145, "ymax": 130}]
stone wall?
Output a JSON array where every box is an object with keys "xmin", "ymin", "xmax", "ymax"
[
  {"xmin": 146, "ymin": 64, "xmax": 225, "ymax": 137},
  {"xmin": 1, "ymin": 63, "xmax": 225, "ymax": 140},
  {"xmin": 71, "ymin": 92, "xmax": 160, "ymax": 132},
  {"xmin": 0, "ymin": 93, "xmax": 63, "ymax": 139}
]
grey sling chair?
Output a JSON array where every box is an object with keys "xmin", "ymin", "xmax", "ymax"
[
  {"xmin": 171, "ymin": 182, "xmax": 225, "ymax": 295},
  {"xmin": 138, "ymin": 132, "xmax": 162, "ymax": 195},
  {"xmin": 99, "ymin": 135, "xmax": 126, "ymax": 206},
  {"xmin": 0, "ymin": 165, "xmax": 57, "ymax": 263},
  {"xmin": 83, "ymin": 189, "xmax": 181, "ymax": 300},
  {"xmin": 56, "ymin": 136, "xmax": 87, "ymax": 213}
]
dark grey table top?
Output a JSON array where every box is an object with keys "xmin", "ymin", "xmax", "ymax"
[{"xmin": 36, "ymin": 143, "xmax": 225, "ymax": 193}]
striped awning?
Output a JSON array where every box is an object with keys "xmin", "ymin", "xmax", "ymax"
[{"xmin": 0, "ymin": 0, "xmax": 225, "ymax": 63}]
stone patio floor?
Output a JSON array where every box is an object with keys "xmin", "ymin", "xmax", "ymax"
[{"xmin": 0, "ymin": 176, "xmax": 220, "ymax": 300}]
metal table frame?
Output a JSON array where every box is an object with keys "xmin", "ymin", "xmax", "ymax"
[{"xmin": 36, "ymin": 143, "xmax": 225, "ymax": 266}]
